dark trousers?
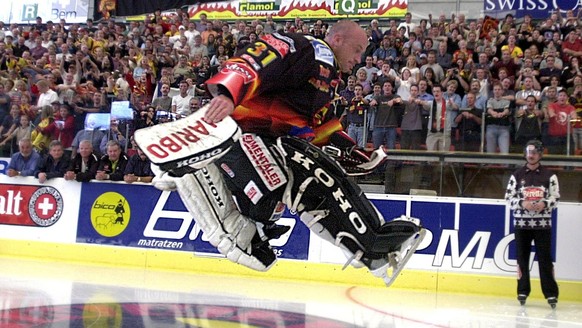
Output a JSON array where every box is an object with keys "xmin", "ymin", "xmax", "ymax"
[
  {"xmin": 515, "ymin": 228, "xmax": 559, "ymax": 299},
  {"xmin": 400, "ymin": 130, "xmax": 423, "ymax": 150}
]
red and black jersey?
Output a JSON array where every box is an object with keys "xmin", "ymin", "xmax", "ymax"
[{"xmin": 205, "ymin": 32, "xmax": 343, "ymax": 145}]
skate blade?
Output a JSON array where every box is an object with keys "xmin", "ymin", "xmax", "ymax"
[{"xmin": 381, "ymin": 228, "xmax": 426, "ymax": 287}]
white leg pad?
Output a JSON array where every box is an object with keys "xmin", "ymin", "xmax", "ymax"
[{"xmin": 173, "ymin": 164, "xmax": 276, "ymax": 271}]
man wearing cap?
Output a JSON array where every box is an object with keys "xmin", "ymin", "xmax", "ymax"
[{"xmin": 505, "ymin": 140, "xmax": 560, "ymax": 309}]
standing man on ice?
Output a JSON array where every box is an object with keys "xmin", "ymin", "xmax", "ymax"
[
  {"xmin": 505, "ymin": 140, "xmax": 560, "ymax": 308},
  {"xmin": 136, "ymin": 20, "xmax": 424, "ymax": 286}
]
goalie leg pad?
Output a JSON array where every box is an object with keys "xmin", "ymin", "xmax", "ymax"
[
  {"xmin": 173, "ymin": 163, "xmax": 276, "ymax": 271},
  {"xmin": 215, "ymin": 133, "xmax": 288, "ymax": 224},
  {"xmin": 279, "ymin": 136, "xmax": 422, "ymax": 268}
]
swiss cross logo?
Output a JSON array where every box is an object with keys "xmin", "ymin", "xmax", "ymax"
[
  {"xmin": 0, "ymin": 185, "xmax": 63, "ymax": 227},
  {"xmin": 33, "ymin": 193, "xmax": 58, "ymax": 220}
]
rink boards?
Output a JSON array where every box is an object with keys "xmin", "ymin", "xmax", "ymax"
[{"xmin": 0, "ymin": 162, "xmax": 581, "ymax": 302}]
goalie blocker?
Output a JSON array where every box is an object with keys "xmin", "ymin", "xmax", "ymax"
[{"xmin": 134, "ymin": 104, "xmax": 241, "ymax": 176}]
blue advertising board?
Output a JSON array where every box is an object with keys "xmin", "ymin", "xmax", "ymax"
[
  {"xmin": 76, "ymin": 182, "xmax": 310, "ymax": 260},
  {"xmin": 75, "ymin": 181, "xmax": 557, "ymax": 273},
  {"xmin": 484, "ymin": 0, "xmax": 580, "ymax": 19},
  {"xmin": 371, "ymin": 197, "xmax": 556, "ymax": 273}
]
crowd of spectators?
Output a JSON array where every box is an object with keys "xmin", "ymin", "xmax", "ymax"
[
  {"xmin": 341, "ymin": 11, "xmax": 582, "ymax": 155},
  {"xmin": 1, "ymin": 8, "xmax": 582, "ymax": 183}
]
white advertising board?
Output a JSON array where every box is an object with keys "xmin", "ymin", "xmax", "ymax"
[{"xmin": 0, "ymin": 0, "xmax": 89, "ymax": 24}]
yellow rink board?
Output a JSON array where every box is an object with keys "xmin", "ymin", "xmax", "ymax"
[{"xmin": 2, "ymin": 239, "xmax": 580, "ymax": 302}]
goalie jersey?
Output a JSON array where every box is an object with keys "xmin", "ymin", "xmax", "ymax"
[{"xmin": 205, "ymin": 32, "xmax": 344, "ymax": 145}]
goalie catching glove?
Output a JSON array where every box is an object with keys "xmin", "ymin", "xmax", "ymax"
[{"xmin": 322, "ymin": 131, "xmax": 387, "ymax": 176}]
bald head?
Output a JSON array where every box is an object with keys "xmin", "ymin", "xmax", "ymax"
[{"xmin": 325, "ymin": 20, "xmax": 367, "ymax": 72}]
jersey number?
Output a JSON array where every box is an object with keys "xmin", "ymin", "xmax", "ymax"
[{"xmin": 246, "ymin": 42, "xmax": 277, "ymax": 67}]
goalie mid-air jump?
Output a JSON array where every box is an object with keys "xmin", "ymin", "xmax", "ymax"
[{"xmin": 135, "ymin": 20, "xmax": 425, "ymax": 286}]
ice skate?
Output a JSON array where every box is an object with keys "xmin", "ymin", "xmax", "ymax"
[
  {"xmin": 547, "ymin": 297, "xmax": 557, "ymax": 309},
  {"xmin": 517, "ymin": 294, "xmax": 527, "ymax": 306},
  {"xmin": 367, "ymin": 216, "xmax": 426, "ymax": 287}
]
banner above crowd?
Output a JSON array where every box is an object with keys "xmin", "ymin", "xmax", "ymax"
[
  {"xmin": 0, "ymin": 0, "xmax": 89, "ymax": 24},
  {"xmin": 484, "ymin": 0, "xmax": 580, "ymax": 19},
  {"xmin": 187, "ymin": 0, "xmax": 408, "ymax": 20}
]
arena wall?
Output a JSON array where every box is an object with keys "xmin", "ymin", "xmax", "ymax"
[{"xmin": 0, "ymin": 164, "xmax": 580, "ymax": 301}]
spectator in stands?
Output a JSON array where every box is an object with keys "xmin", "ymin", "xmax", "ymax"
[
  {"xmin": 513, "ymin": 95, "xmax": 543, "ymax": 153},
  {"xmin": 398, "ymin": 13, "xmax": 416, "ymax": 39},
  {"xmin": 0, "ymin": 113, "xmax": 32, "ymax": 155},
  {"xmin": 420, "ymin": 50, "xmax": 445, "ymax": 83},
  {"xmin": 30, "ymin": 79, "xmax": 58, "ymax": 115},
  {"xmin": 30, "ymin": 36, "xmax": 48, "ymax": 61},
  {"xmin": 64, "ymin": 139, "xmax": 99, "ymax": 182},
  {"xmin": 501, "ymin": 34, "xmax": 523, "ymax": 60},
  {"xmin": 569, "ymin": 83, "xmax": 582, "ymax": 153},
  {"xmin": 436, "ymin": 41, "xmax": 453, "ymax": 70},
  {"xmin": 493, "ymin": 50, "xmax": 520, "ymax": 80},
  {"xmin": 71, "ymin": 122, "xmax": 106, "ymax": 159},
  {"xmin": 56, "ymin": 103, "xmax": 76, "ymax": 155},
  {"xmin": 342, "ymin": 84, "xmax": 369, "ymax": 148},
  {"xmin": 338, "ymin": 75, "xmax": 357, "ymax": 117},
  {"xmin": 424, "ymin": 84, "xmax": 453, "ymax": 151},
  {"xmin": 123, "ymin": 147, "xmax": 154, "ymax": 183},
  {"xmin": 538, "ymin": 55, "xmax": 562, "ymax": 88},
  {"xmin": 95, "ymin": 140, "xmax": 128, "ymax": 182},
  {"xmin": 369, "ymin": 81, "xmax": 402, "ymax": 150},
  {"xmin": 417, "ymin": 79, "xmax": 434, "ymax": 101},
  {"xmin": 6, "ymin": 138, "xmax": 41, "ymax": 177},
  {"xmin": 360, "ymin": 55, "xmax": 379, "ymax": 83},
  {"xmin": 190, "ymin": 34, "xmax": 208, "ymax": 59},
  {"xmin": 355, "ymin": 68, "xmax": 372, "ymax": 95},
  {"xmin": 560, "ymin": 56, "xmax": 580, "ymax": 90},
  {"xmin": 30, "ymin": 105, "xmax": 54, "ymax": 154},
  {"xmin": 486, "ymin": 83, "xmax": 512, "ymax": 154},
  {"xmin": 0, "ymin": 82, "xmax": 11, "ymax": 126},
  {"xmin": 0, "ymin": 104, "xmax": 20, "ymax": 150},
  {"xmin": 400, "ymin": 84, "xmax": 427, "ymax": 150},
  {"xmin": 394, "ymin": 67, "xmax": 414, "ymax": 101},
  {"xmin": 35, "ymin": 140, "xmax": 70, "ymax": 183},
  {"xmin": 136, "ymin": 105, "xmax": 157, "ymax": 130},
  {"xmin": 375, "ymin": 62, "xmax": 398, "ymax": 88},
  {"xmin": 404, "ymin": 55, "xmax": 421, "ymax": 82},
  {"xmin": 100, "ymin": 119, "xmax": 127, "ymax": 155},
  {"xmin": 454, "ymin": 92, "xmax": 483, "ymax": 152},
  {"xmin": 373, "ymin": 36, "xmax": 397, "ymax": 64},
  {"xmin": 171, "ymin": 80, "xmax": 193, "ymax": 118},
  {"xmin": 560, "ymin": 30, "xmax": 582, "ymax": 64},
  {"xmin": 547, "ymin": 89, "xmax": 576, "ymax": 154}
]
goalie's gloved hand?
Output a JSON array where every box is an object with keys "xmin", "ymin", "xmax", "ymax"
[{"xmin": 322, "ymin": 131, "xmax": 387, "ymax": 176}]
